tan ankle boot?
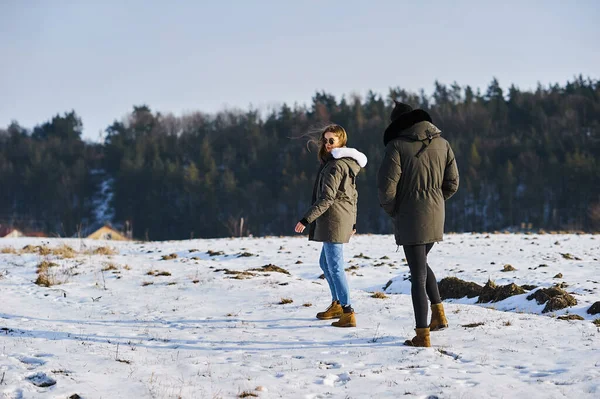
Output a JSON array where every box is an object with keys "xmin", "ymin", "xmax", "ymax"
[
  {"xmin": 331, "ymin": 311, "xmax": 356, "ymax": 328},
  {"xmin": 404, "ymin": 327, "xmax": 431, "ymax": 347},
  {"xmin": 316, "ymin": 301, "xmax": 343, "ymax": 320},
  {"xmin": 429, "ymin": 303, "xmax": 448, "ymax": 331}
]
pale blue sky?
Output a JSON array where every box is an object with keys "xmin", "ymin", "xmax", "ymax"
[{"xmin": 1, "ymin": 0, "xmax": 598, "ymax": 141}]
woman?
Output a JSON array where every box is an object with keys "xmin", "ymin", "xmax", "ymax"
[
  {"xmin": 295, "ymin": 124, "xmax": 367, "ymax": 328},
  {"xmin": 377, "ymin": 101, "xmax": 459, "ymax": 347}
]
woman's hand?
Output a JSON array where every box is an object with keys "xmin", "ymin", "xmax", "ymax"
[{"xmin": 295, "ymin": 222, "xmax": 306, "ymax": 233}]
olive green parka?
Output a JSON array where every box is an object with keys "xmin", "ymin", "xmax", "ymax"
[
  {"xmin": 378, "ymin": 116, "xmax": 459, "ymax": 246},
  {"xmin": 301, "ymin": 147, "xmax": 367, "ymax": 243}
]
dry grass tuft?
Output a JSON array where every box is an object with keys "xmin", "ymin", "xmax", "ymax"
[
  {"xmin": 216, "ymin": 269, "xmax": 256, "ymax": 279},
  {"xmin": 249, "ymin": 264, "xmax": 290, "ymax": 275},
  {"xmin": 1, "ymin": 247, "xmax": 17, "ymax": 254},
  {"xmin": 52, "ymin": 244, "xmax": 76, "ymax": 258},
  {"xmin": 238, "ymin": 391, "xmax": 258, "ymax": 398},
  {"xmin": 560, "ymin": 252, "xmax": 581, "ymax": 260},
  {"xmin": 89, "ymin": 246, "xmax": 117, "ymax": 256},
  {"xmin": 36, "ymin": 260, "xmax": 58, "ymax": 274},
  {"xmin": 302, "ymin": 303, "xmax": 313, "ymax": 307},
  {"xmin": 101, "ymin": 263, "xmax": 118, "ymax": 272},
  {"xmin": 34, "ymin": 260, "xmax": 73, "ymax": 287},
  {"xmin": 147, "ymin": 269, "xmax": 171, "ymax": 276},
  {"xmin": 161, "ymin": 253, "xmax": 178, "ymax": 260},
  {"xmin": 141, "ymin": 281, "xmax": 154, "ymax": 286},
  {"xmin": 279, "ymin": 297, "xmax": 293, "ymax": 305},
  {"xmin": 461, "ymin": 322, "xmax": 485, "ymax": 328},
  {"xmin": 353, "ymin": 252, "xmax": 371, "ymax": 259},
  {"xmin": 35, "ymin": 261, "xmax": 59, "ymax": 287},
  {"xmin": 593, "ymin": 318, "xmax": 600, "ymax": 327},
  {"xmin": 521, "ymin": 284, "xmax": 538, "ymax": 291},
  {"xmin": 238, "ymin": 252, "xmax": 256, "ymax": 257},
  {"xmin": 371, "ymin": 291, "xmax": 388, "ymax": 299},
  {"xmin": 22, "ymin": 244, "xmax": 76, "ymax": 257},
  {"xmin": 17, "ymin": 244, "xmax": 117, "ymax": 258},
  {"xmin": 39, "ymin": 246, "xmax": 53, "ymax": 256},
  {"xmin": 22, "ymin": 244, "xmax": 52, "ymax": 255},
  {"xmin": 557, "ymin": 314, "xmax": 584, "ymax": 321},
  {"xmin": 34, "ymin": 273, "xmax": 53, "ymax": 287},
  {"xmin": 503, "ymin": 320, "xmax": 512, "ymax": 326},
  {"xmin": 21, "ymin": 244, "xmax": 37, "ymax": 253}
]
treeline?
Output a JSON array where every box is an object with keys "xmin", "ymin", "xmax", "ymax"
[{"xmin": 1, "ymin": 76, "xmax": 599, "ymax": 239}]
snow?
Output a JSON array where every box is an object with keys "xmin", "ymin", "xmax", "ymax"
[{"xmin": 0, "ymin": 233, "xmax": 599, "ymax": 398}]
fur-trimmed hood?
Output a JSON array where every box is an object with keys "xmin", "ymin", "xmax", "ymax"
[
  {"xmin": 385, "ymin": 121, "xmax": 442, "ymax": 159},
  {"xmin": 331, "ymin": 147, "xmax": 368, "ymax": 168},
  {"xmin": 390, "ymin": 121, "xmax": 442, "ymax": 142},
  {"xmin": 384, "ymin": 102, "xmax": 436, "ymax": 146}
]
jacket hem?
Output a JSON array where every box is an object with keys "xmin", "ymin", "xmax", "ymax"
[
  {"xmin": 395, "ymin": 237, "xmax": 443, "ymax": 246},
  {"xmin": 309, "ymin": 238, "xmax": 349, "ymax": 244}
]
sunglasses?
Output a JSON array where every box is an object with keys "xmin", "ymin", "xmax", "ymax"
[{"xmin": 322, "ymin": 138, "xmax": 337, "ymax": 145}]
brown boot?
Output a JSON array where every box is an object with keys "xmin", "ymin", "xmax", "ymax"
[
  {"xmin": 316, "ymin": 301, "xmax": 343, "ymax": 320},
  {"xmin": 404, "ymin": 328, "xmax": 431, "ymax": 347},
  {"xmin": 429, "ymin": 303, "xmax": 448, "ymax": 331},
  {"xmin": 331, "ymin": 311, "xmax": 356, "ymax": 328}
]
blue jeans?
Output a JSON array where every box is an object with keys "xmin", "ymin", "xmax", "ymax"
[{"xmin": 319, "ymin": 242, "xmax": 351, "ymax": 307}]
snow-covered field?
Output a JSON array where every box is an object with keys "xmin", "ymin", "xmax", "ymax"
[{"xmin": 1, "ymin": 233, "xmax": 599, "ymax": 399}]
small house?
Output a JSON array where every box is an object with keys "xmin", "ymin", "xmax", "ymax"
[
  {"xmin": 0, "ymin": 226, "xmax": 23, "ymax": 238},
  {"xmin": 87, "ymin": 225, "xmax": 129, "ymax": 241}
]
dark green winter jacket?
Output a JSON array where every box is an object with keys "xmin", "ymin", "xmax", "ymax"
[
  {"xmin": 301, "ymin": 147, "xmax": 367, "ymax": 243},
  {"xmin": 377, "ymin": 121, "xmax": 459, "ymax": 245}
]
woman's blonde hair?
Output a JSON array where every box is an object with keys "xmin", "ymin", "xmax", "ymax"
[{"xmin": 306, "ymin": 124, "xmax": 348, "ymax": 163}]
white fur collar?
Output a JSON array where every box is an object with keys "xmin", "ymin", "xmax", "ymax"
[{"xmin": 331, "ymin": 147, "xmax": 368, "ymax": 167}]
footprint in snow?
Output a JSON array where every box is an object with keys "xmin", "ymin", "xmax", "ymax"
[
  {"xmin": 2, "ymin": 388, "xmax": 24, "ymax": 399},
  {"xmin": 16, "ymin": 355, "xmax": 47, "ymax": 368},
  {"xmin": 26, "ymin": 371, "xmax": 57, "ymax": 387},
  {"xmin": 318, "ymin": 372, "xmax": 351, "ymax": 386},
  {"xmin": 304, "ymin": 394, "xmax": 327, "ymax": 399},
  {"xmin": 526, "ymin": 368, "xmax": 568, "ymax": 378},
  {"xmin": 454, "ymin": 378, "xmax": 479, "ymax": 387},
  {"xmin": 317, "ymin": 360, "xmax": 342, "ymax": 369}
]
